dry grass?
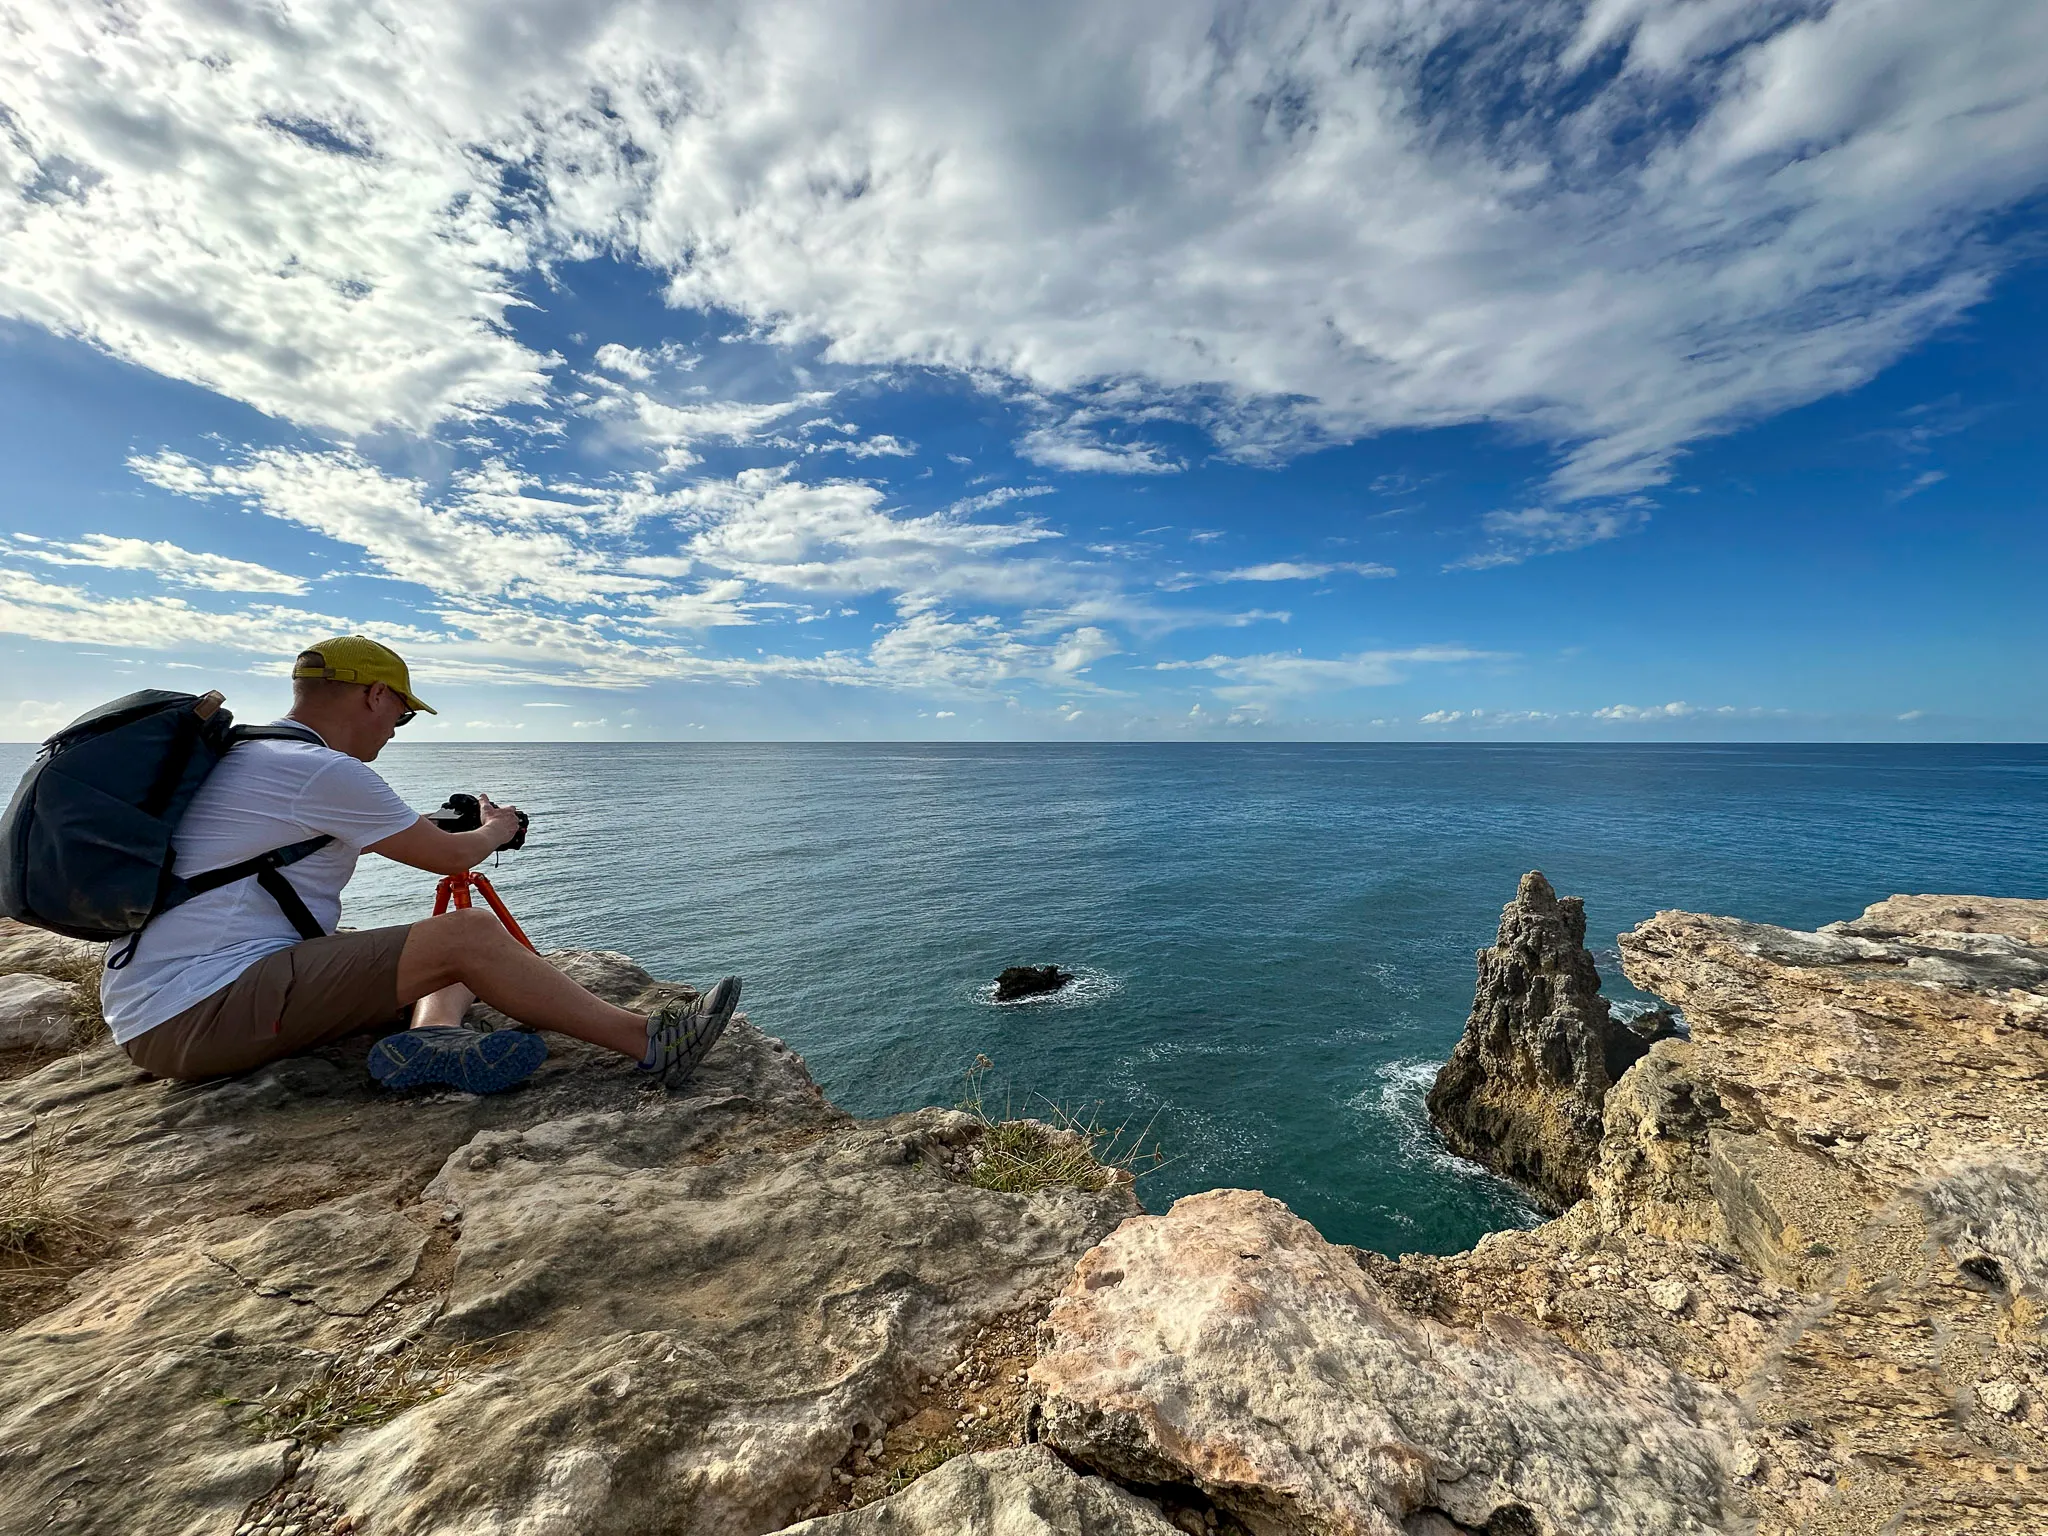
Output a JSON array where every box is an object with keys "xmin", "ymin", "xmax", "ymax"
[
  {"xmin": 222, "ymin": 1343, "xmax": 479, "ymax": 1445},
  {"xmin": 957, "ymin": 1056, "xmax": 1167, "ymax": 1196},
  {"xmin": 0, "ymin": 1132, "xmax": 103, "ymax": 1266},
  {"xmin": 884, "ymin": 1435, "xmax": 966, "ymax": 1495},
  {"xmin": 37, "ymin": 951, "xmax": 109, "ymax": 1050}
]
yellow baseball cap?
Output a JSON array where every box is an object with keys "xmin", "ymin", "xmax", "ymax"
[{"xmin": 292, "ymin": 635, "xmax": 437, "ymax": 714}]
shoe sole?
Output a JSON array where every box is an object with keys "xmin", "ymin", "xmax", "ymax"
[{"xmin": 370, "ymin": 1030, "xmax": 548, "ymax": 1094}]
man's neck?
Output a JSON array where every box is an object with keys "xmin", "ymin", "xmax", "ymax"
[{"xmin": 281, "ymin": 712, "xmax": 339, "ymax": 751}]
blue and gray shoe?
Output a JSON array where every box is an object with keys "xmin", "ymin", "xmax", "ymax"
[
  {"xmin": 369, "ymin": 1026, "xmax": 548, "ymax": 1094},
  {"xmin": 639, "ymin": 976, "xmax": 741, "ymax": 1090}
]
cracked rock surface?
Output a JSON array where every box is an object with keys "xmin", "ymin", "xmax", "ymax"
[
  {"xmin": 0, "ymin": 939, "xmax": 1135, "ymax": 1535},
  {"xmin": 1033, "ymin": 890, "xmax": 2048, "ymax": 1536},
  {"xmin": 1033, "ymin": 1188, "xmax": 1743, "ymax": 1536},
  {"xmin": 1374, "ymin": 893, "xmax": 2048, "ymax": 1535},
  {"xmin": 8, "ymin": 887, "xmax": 2045, "ymax": 1536},
  {"xmin": 783, "ymin": 1447, "xmax": 1182, "ymax": 1535}
]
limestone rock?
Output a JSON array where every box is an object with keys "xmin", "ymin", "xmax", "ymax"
[
  {"xmin": 0, "ymin": 918, "xmax": 101, "ymax": 983},
  {"xmin": 1426, "ymin": 871, "xmax": 1636, "ymax": 1207},
  {"xmin": 0, "ymin": 972, "xmax": 79, "ymax": 1051},
  {"xmin": 0, "ymin": 947, "xmax": 1136, "ymax": 1536},
  {"xmin": 1034, "ymin": 1188, "xmax": 1744, "ymax": 1536},
  {"xmin": 784, "ymin": 1447, "xmax": 1181, "ymax": 1535},
  {"xmin": 1588, "ymin": 1037, "xmax": 1728, "ymax": 1247},
  {"xmin": 1051, "ymin": 890, "xmax": 2048, "ymax": 1536},
  {"xmin": 205, "ymin": 1195, "xmax": 429, "ymax": 1316},
  {"xmin": 1612, "ymin": 897, "xmax": 2048, "ymax": 1534}
]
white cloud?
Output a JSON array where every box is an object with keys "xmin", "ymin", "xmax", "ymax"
[
  {"xmin": 676, "ymin": 466, "xmax": 1069, "ymax": 604},
  {"xmin": 593, "ymin": 343, "xmax": 654, "ymax": 380},
  {"xmin": 6, "ymin": 1, "xmax": 2045, "ymax": 494},
  {"xmin": 0, "ymin": 567, "xmax": 348, "ymax": 655},
  {"xmin": 1015, "ymin": 426, "xmax": 1182, "ymax": 476},
  {"xmin": 4, "ymin": 698, "xmax": 88, "ymax": 740},
  {"xmin": 583, "ymin": 382, "xmax": 835, "ymax": 470},
  {"xmin": 1217, "ymin": 561, "xmax": 1395, "ymax": 582},
  {"xmin": 1048, "ymin": 626, "xmax": 1120, "ymax": 675},
  {"xmin": 131, "ymin": 447, "xmax": 639, "ymax": 603},
  {"xmin": 1451, "ymin": 503, "xmax": 1651, "ymax": 570},
  {"xmin": 950, "ymin": 486, "xmax": 1056, "ymax": 517},
  {"xmin": 1163, "ymin": 645, "xmax": 1493, "ymax": 699},
  {"xmin": 2, "ymin": 533, "xmax": 308, "ymax": 593},
  {"xmin": 0, "ymin": 2, "xmax": 547, "ymax": 433},
  {"xmin": 1892, "ymin": 469, "xmax": 1947, "ymax": 502},
  {"xmin": 12, "ymin": 439, "xmax": 1275, "ymax": 703},
  {"xmin": 630, "ymin": 579, "xmax": 758, "ymax": 630},
  {"xmin": 829, "ymin": 433, "xmax": 916, "ymax": 459},
  {"xmin": 1591, "ymin": 700, "xmax": 1698, "ymax": 720}
]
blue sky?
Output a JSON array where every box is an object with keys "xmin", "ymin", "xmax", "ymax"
[{"xmin": 2, "ymin": 0, "xmax": 2044, "ymax": 741}]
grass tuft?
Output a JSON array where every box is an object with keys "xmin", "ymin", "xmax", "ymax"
[
  {"xmin": 885, "ymin": 1435, "xmax": 965, "ymax": 1494},
  {"xmin": 957, "ymin": 1056, "xmax": 1167, "ymax": 1196},
  {"xmin": 0, "ymin": 1132, "xmax": 102, "ymax": 1265},
  {"xmin": 222, "ymin": 1344, "xmax": 479, "ymax": 1445}
]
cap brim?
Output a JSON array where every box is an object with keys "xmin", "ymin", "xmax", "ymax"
[{"xmin": 401, "ymin": 691, "xmax": 437, "ymax": 714}]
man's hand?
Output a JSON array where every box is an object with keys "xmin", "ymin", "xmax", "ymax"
[
  {"xmin": 476, "ymin": 793, "xmax": 524, "ymax": 849},
  {"xmin": 368, "ymin": 795, "xmax": 523, "ymax": 876}
]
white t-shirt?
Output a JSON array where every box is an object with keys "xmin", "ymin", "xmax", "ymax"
[{"xmin": 99, "ymin": 722, "xmax": 421, "ymax": 1043}]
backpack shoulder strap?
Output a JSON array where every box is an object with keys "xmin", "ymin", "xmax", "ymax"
[
  {"xmin": 228, "ymin": 722, "xmax": 329, "ymax": 749},
  {"xmin": 107, "ymin": 834, "xmax": 337, "ymax": 970}
]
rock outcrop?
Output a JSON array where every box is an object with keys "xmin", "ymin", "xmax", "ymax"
[
  {"xmin": 0, "ymin": 927, "xmax": 1137, "ymax": 1535},
  {"xmin": 0, "ymin": 973, "xmax": 80, "ymax": 1051},
  {"xmin": 7, "ymin": 886, "xmax": 2045, "ymax": 1536},
  {"xmin": 786, "ymin": 1447, "xmax": 1181, "ymax": 1535},
  {"xmin": 1033, "ymin": 1188, "xmax": 1742, "ymax": 1536},
  {"xmin": 1426, "ymin": 871, "xmax": 1668, "ymax": 1207},
  {"xmin": 995, "ymin": 966, "xmax": 1073, "ymax": 1003},
  {"xmin": 1026, "ymin": 891, "xmax": 2048, "ymax": 1536}
]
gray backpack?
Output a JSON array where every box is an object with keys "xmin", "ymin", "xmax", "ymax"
[{"xmin": 0, "ymin": 690, "xmax": 332, "ymax": 967}]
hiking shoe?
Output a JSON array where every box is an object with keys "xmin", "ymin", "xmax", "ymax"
[
  {"xmin": 369, "ymin": 1026, "xmax": 548, "ymax": 1094},
  {"xmin": 639, "ymin": 976, "xmax": 741, "ymax": 1090}
]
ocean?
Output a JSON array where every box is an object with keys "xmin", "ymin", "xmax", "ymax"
[{"xmin": 8, "ymin": 740, "xmax": 2045, "ymax": 1254}]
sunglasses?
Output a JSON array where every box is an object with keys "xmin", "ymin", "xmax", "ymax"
[{"xmin": 395, "ymin": 707, "xmax": 416, "ymax": 728}]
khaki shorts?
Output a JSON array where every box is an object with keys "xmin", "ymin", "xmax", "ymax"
[{"xmin": 122, "ymin": 925, "xmax": 414, "ymax": 1081}]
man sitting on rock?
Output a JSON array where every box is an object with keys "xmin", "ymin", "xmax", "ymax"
[{"xmin": 100, "ymin": 635, "xmax": 739, "ymax": 1093}]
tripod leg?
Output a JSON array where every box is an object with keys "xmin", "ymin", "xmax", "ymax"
[{"xmin": 468, "ymin": 872, "xmax": 539, "ymax": 953}]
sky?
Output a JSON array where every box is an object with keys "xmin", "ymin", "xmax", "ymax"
[{"xmin": 2, "ymin": 0, "xmax": 2044, "ymax": 742}]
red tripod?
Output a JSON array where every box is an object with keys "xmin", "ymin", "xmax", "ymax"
[{"xmin": 432, "ymin": 870, "xmax": 538, "ymax": 953}]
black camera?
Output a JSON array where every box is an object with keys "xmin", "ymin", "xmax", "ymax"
[{"xmin": 425, "ymin": 793, "xmax": 529, "ymax": 850}]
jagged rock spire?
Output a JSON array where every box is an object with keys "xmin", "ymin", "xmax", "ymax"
[{"xmin": 1427, "ymin": 870, "xmax": 1656, "ymax": 1208}]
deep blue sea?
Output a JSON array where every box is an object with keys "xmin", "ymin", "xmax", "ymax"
[{"xmin": 9, "ymin": 741, "xmax": 2045, "ymax": 1254}]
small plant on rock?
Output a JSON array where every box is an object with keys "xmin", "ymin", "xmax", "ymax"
[
  {"xmin": 223, "ymin": 1343, "xmax": 478, "ymax": 1445},
  {"xmin": 0, "ymin": 1131, "xmax": 102, "ymax": 1266},
  {"xmin": 957, "ymin": 1056, "xmax": 1167, "ymax": 1196},
  {"xmin": 885, "ymin": 1435, "xmax": 966, "ymax": 1495}
]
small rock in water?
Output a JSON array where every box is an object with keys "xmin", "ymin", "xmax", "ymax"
[{"xmin": 995, "ymin": 965, "xmax": 1073, "ymax": 1002}]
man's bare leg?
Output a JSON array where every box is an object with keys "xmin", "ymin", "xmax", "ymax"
[
  {"xmin": 397, "ymin": 909, "xmax": 649, "ymax": 1060},
  {"xmin": 411, "ymin": 983, "xmax": 475, "ymax": 1030}
]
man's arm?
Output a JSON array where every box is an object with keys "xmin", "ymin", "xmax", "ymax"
[{"xmin": 367, "ymin": 795, "xmax": 523, "ymax": 875}]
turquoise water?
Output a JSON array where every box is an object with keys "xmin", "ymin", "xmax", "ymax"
[{"xmin": 8, "ymin": 742, "xmax": 2046, "ymax": 1253}]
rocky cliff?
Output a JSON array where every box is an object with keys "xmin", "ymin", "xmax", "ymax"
[
  {"xmin": 0, "ymin": 925, "xmax": 1142, "ymax": 1535},
  {"xmin": 5, "ymin": 888, "xmax": 2046, "ymax": 1536},
  {"xmin": 1425, "ymin": 872, "xmax": 1670, "ymax": 1208}
]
